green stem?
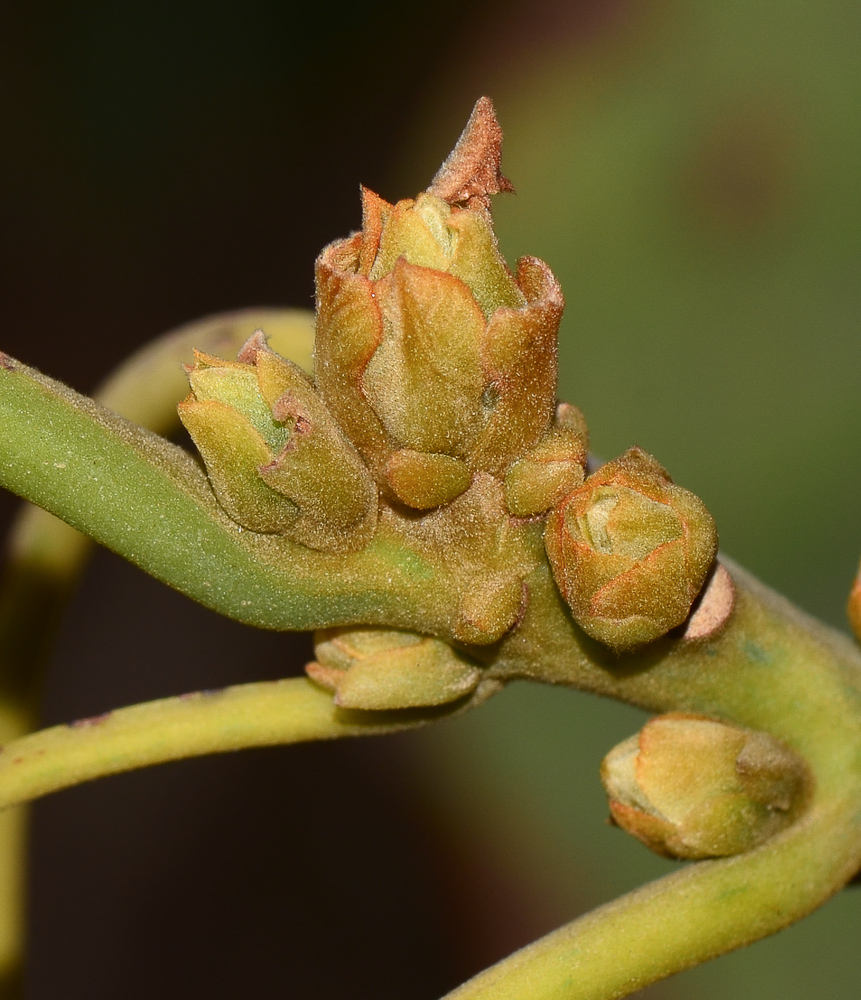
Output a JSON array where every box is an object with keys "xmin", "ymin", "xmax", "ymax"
[
  {"xmin": 446, "ymin": 560, "xmax": 861, "ymax": 998},
  {"xmin": 0, "ymin": 353, "xmax": 489, "ymax": 636},
  {"xmin": 0, "ymin": 677, "xmax": 499, "ymax": 808},
  {"xmin": 443, "ymin": 795, "xmax": 858, "ymax": 1000},
  {"xmin": 0, "ymin": 309, "xmax": 314, "ymax": 999},
  {"xmin": 0, "ymin": 307, "xmax": 315, "ymax": 695}
]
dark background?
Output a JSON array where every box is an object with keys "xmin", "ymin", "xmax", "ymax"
[{"xmin": 2, "ymin": 1, "xmax": 860, "ymax": 998}]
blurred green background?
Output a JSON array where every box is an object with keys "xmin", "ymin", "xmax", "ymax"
[{"xmin": 1, "ymin": 1, "xmax": 859, "ymax": 998}]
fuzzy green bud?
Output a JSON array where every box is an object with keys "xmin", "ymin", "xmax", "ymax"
[
  {"xmin": 382, "ymin": 450, "xmax": 472, "ymax": 510},
  {"xmin": 306, "ymin": 626, "xmax": 482, "ymax": 710},
  {"xmin": 313, "ymin": 98, "xmax": 563, "ymax": 512},
  {"xmin": 601, "ymin": 713, "xmax": 809, "ymax": 860},
  {"xmin": 545, "ymin": 447, "xmax": 718, "ymax": 651},
  {"xmin": 504, "ymin": 403, "xmax": 588, "ymax": 517},
  {"xmin": 178, "ymin": 333, "xmax": 377, "ymax": 552}
]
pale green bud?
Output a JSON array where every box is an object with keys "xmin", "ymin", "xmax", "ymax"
[
  {"xmin": 504, "ymin": 403, "xmax": 588, "ymax": 517},
  {"xmin": 178, "ymin": 334, "xmax": 377, "ymax": 552},
  {"xmin": 306, "ymin": 626, "xmax": 482, "ymax": 710},
  {"xmin": 361, "ymin": 256, "xmax": 488, "ymax": 457},
  {"xmin": 601, "ymin": 713, "xmax": 809, "ymax": 860},
  {"xmin": 382, "ymin": 450, "xmax": 472, "ymax": 511},
  {"xmin": 364, "ymin": 189, "xmax": 525, "ymax": 316}
]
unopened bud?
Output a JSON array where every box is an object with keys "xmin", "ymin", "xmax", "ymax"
[
  {"xmin": 362, "ymin": 187, "xmax": 525, "ymax": 315},
  {"xmin": 178, "ymin": 333, "xmax": 377, "ymax": 551},
  {"xmin": 383, "ymin": 450, "xmax": 472, "ymax": 510},
  {"xmin": 313, "ymin": 98, "xmax": 563, "ymax": 510},
  {"xmin": 601, "ymin": 713, "xmax": 809, "ymax": 860},
  {"xmin": 361, "ymin": 257, "xmax": 488, "ymax": 457},
  {"xmin": 545, "ymin": 447, "xmax": 718, "ymax": 651},
  {"xmin": 306, "ymin": 626, "xmax": 482, "ymax": 710},
  {"xmin": 505, "ymin": 403, "xmax": 588, "ymax": 517}
]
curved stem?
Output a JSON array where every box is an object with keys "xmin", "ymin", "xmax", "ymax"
[
  {"xmin": 453, "ymin": 560, "xmax": 861, "ymax": 998},
  {"xmin": 0, "ymin": 677, "xmax": 499, "ymax": 808},
  {"xmin": 444, "ymin": 793, "xmax": 858, "ymax": 1000},
  {"xmin": 0, "ymin": 355, "xmax": 455, "ymax": 632},
  {"xmin": 0, "ymin": 308, "xmax": 315, "ymax": 694}
]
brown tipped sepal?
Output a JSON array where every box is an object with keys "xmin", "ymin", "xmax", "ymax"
[
  {"xmin": 178, "ymin": 334, "xmax": 377, "ymax": 552},
  {"xmin": 427, "ymin": 96, "xmax": 514, "ymax": 212},
  {"xmin": 545, "ymin": 447, "xmax": 718, "ymax": 651},
  {"xmin": 601, "ymin": 713, "xmax": 809, "ymax": 860},
  {"xmin": 306, "ymin": 627, "xmax": 482, "ymax": 710}
]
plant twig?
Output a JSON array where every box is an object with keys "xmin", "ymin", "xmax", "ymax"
[{"xmin": 0, "ymin": 677, "xmax": 499, "ymax": 808}]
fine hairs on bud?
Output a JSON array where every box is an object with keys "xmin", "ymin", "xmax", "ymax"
[
  {"xmin": 601, "ymin": 714, "xmax": 810, "ymax": 860},
  {"xmin": 545, "ymin": 447, "xmax": 718, "ymax": 651}
]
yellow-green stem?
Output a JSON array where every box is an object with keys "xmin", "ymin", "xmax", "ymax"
[
  {"xmin": 0, "ymin": 677, "xmax": 498, "ymax": 808},
  {"xmin": 0, "ymin": 564, "xmax": 857, "ymax": 999},
  {"xmin": 443, "ymin": 561, "xmax": 861, "ymax": 998}
]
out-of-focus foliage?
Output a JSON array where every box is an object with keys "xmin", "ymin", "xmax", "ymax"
[{"xmin": 408, "ymin": 2, "xmax": 861, "ymax": 997}]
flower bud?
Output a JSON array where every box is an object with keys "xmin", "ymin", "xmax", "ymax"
[
  {"xmin": 306, "ymin": 626, "xmax": 482, "ymax": 710},
  {"xmin": 313, "ymin": 98, "xmax": 563, "ymax": 511},
  {"xmin": 601, "ymin": 713, "xmax": 809, "ymax": 860},
  {"xmin": 178, "ymin": 333, "xmax": 377, "ymax": 552},
  {"xmin": 545, "ymin": 447, "xmax": 718, "ymax": 651},
  {"xmin": 382, "ymin": 450, "xmax": 472, "ymax": 511},
  {"xmin": 361, "ymin": 255, "xmax": 488, "ymax": 457},
  {"xmin": 504, "ymin": 403, "xmax": 588, "ymax": 517}
]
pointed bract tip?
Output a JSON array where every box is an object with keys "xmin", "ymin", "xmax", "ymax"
[
  {"xmin": 236, "ymin": 329, "xmax": 270, "ymax": 364},
  {"xmin": 428, "ymin": 97, "xmax": 514, "ymax": 212}
]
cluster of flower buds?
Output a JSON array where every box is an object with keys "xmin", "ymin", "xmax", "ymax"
[
  {"xmin": 179, "ymin": 100, "xmax": 586, "ymax": 559},
  {"xmin": 178, "ymin": 333, "xmax": 377, "ymax": 552},
  {"xmin": 545, "ymin": 448, "xmax": 718, "ymax": 652},
  {"xmin": 313, "ymin": 109, "xmax": 584, "ymax": 517},
  {"xmin": 601, "ymin": 713, "xmax": 809, "ymax": 859},
  {"xmin": 179, "ymin": 96, "xmax": 719, "ymax": 659}
]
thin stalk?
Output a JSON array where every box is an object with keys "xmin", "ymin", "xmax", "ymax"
[{"xmin": 0, "ymin": 677, "xmax": 499, "ymax": 808}]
